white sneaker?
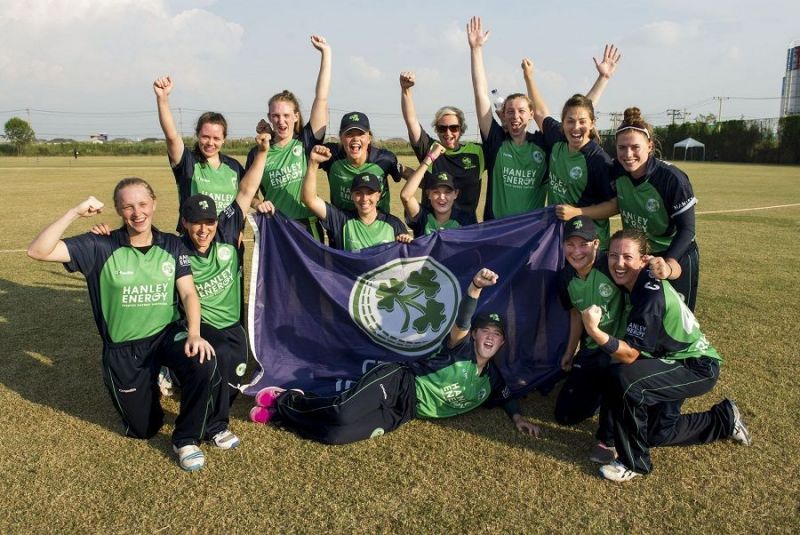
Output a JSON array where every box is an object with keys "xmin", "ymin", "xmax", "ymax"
[
  {"xmin": 600, "ymin": 461, "xmax": 640, "ymax": 482},
  {"xmin": 729, "ymin": 399, "xmax": 752, "ymax": 446},
  {"xmin": 158, "ymin": 367, "xmax": 174, "ymax": 397},
  {"xmin": 173, "ymin": 444, "xmax": 205, "ymax": 472},
  {"xmin": 210, "ymin": 429, "xmax": 241, "ymax": 450}
]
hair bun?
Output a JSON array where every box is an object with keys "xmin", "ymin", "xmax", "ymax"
[{"xmin": 623, "ymin": 107, "xmax": 642, "ymax": 122}]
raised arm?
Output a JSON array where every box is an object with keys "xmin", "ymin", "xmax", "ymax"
[
  {"xmin": 153, "ymin": 76, "xmax": 185, "ymax": 166},
  {"xmin": 399, "ymin": 71, "xmax": 422, "ymax": 144},
  {"xmin": 585, "ymin": 44, "xmax": 621, "ymax": 106},
  {"xmin": 300, "ymin": 145, "xmax": 332, "ymax": 221},
  {"xmin": 522, "ymin": 58, "xmax": 549, "ymax": 131},
  {"xmin": 176, "ymin": 275, "xmax": 215, "ymax": 362},
  {"xmin": 235, "ymin": 130, "xmax": 271, "ymax": 215},
  {"xmin": 308, "ymin": 35, "xmax": 331, "ymax": 139},
  {"xmin": 27, "ymin": 196, "xmax": 105, "ymax": 263},
  {"xmin": 581, "ymin": 305, "xmax": 639, "ymax": 364},
  {"xmin": 449, "ymin": 267, "xmax": 498, "ymax": 348},
  {"xmin": 400, "ymin": 142, "xmax": 444, "ymax": 219},
  {"xmin": 467, "ymin": 16, "xmax": 493, "ymax": 139}
]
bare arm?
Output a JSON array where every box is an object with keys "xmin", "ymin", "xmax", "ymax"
[
  {"xmin": 175, "ymin": 276, "xmax": 215, "ymax": 362},
  {"xmin": 581, "ymin": 305, "xmax": 639, "ymax": 364},
  {"xmin": 399, "ymin": 71, "xmax": 422, "ymax": 144},
  {"xmin": 400, "ymin": 143, "xmax": 444, "ymax": 219},
  {"xmin": 300, "ymin": 145, "xmax": 331, "ymax": 221},
  {"xmin": 27, "ymin": 196, "xmax": 105, "ymax": 262},
  {"xmin": 560, "ymin": 308, "xmax": 583, "ymax": 371},
  {"xmin": 308, "ymin": 35, "xmax": 331, "ymax": 139},
  {"xmin": 153, "ymin": 76, "xmax": 184, "ymax": 166},
  {"xmin": 235, "ymin": 131, "xmax": 271, "ymax": 214},
  {"xmin": 585, "ymin": 44, "xmax": 621, "ymax": 106},
  {"xmin": 522, "ymin": 58, "xmax": 549, "ymax": 131},
  {"xmin": 449, "ymin": 267, "xmax": 498, "ymax": 347},
  {"xmin": 467, "ymin": 16, "xmax": 493, "ymax": 139},
  {"xmin": 555, "ymin": 198, "xmax": 619, "ymax": 221}
]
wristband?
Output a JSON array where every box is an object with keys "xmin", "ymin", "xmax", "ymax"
[
  {"xmin": 425, "ymin": 151, "xmax": 437, "ymax": 163},
  {"xmin": 455, "ymin": 294, "xmax": 478, "ymax": 330},
  {"xmin": 600, "ymin": 336, "xmax": 620, "ymax": 355}
]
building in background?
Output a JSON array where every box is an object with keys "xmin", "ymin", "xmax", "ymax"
[{"xmin": 780, "ymin": 41, "xmax": 800, "ymax": 117}]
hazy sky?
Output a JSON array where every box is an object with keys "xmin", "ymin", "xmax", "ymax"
[{"xmin": 1, "ymin": 0, "xmax": 798, "ymax": 141}]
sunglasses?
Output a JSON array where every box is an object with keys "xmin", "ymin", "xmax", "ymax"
[{"xmin": 435, "ymin": 124, "xmax": 461, "ymax": 134}]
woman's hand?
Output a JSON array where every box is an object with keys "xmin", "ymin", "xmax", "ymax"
[
  {"xmin": 184, "ymin": 334, "xmax": 216, "ymax": 363},
  {"xmin": 593, "ymin": 44, "xmax": 621, "ymax": 79},
  {"xmin": 467, "ymin": 16, "xmax": 490, "ymax": 49}
]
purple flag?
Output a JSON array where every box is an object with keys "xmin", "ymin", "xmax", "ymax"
[{"xmin": 245, "ymin": 208, "xmax": 568, "ymax": 397}]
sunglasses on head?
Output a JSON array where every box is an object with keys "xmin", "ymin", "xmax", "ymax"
[{"xmin": 435, "ymin": 124, "xmax": 461, "ymax": 133}]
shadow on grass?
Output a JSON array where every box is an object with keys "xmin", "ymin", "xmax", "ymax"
[{"xmin": 0, "ymin": 270, "xmax": 178, "ymax": 461}]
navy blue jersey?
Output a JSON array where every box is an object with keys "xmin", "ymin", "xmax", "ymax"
[
  {"xmin": 406, "ymin": 204, "xmax": 477, "ymax": 237},
  {"xmin": 321, "ymin": 204, "xmax": 408, "ymax": 252}
]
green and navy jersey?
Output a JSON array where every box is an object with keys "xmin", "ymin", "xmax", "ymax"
[
  {"xmin": 63, "ymin": 227, "xmax": 191, "ymax": 345},
  {"xmin": 406, "ymin": 205, "xmax": 476, "ymax": 237},
  {"xmin": 182, "ymin": 203, "xmax": 245, "ymax": 329},
  {"xmin": 481, "ymin": 119, "xmax": 548, "ymax": 220},
  {"xmin": 411, "ymin": 127, "xmax": 485, "ymax": 218},
  {"xmin": 172, "ymin": 146, "xmax": 244, "ymax": 221},
  {"xmin": 321, "ymin": 144, "xmax": 402, "ymax": 214},
  {"xmin": 541, "ymin": 117, "xmax": 615, "ymax": 248},
  {"xmin": 558, "ymin": 252, "xmax": 626, "ymax": 353},
  {"xmin": 409, "ymin": 334, "xmax": 519, "ymax": 419},
  {"xmin": 612, "ymin": 157, "xmax": 697, "ymax": 254},
  {"xmin": 245, "ymin": 122, "xmax": 324, "ymax": 221},
  {"xmin": 321, "ymin": 203, "xmax": 408, "ymax": 252},
  {"xmin": 624, "ymin": 270, "xmax": 720, "ymax": 361}
]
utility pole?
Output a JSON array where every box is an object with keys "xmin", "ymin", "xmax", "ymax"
[
  {"xmin": 713, "ymin": 97, "xmax": 729, "ymax": 131},
  {"xmin": 666, "ymin": 109, "xmax": 684, "ymax": 125},
  {"xmin": 608, "ymin": 112, "xmax": 622, "ymax": 130}
]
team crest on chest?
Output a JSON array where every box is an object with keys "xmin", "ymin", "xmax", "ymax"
[
  {"xmin": 646, "ymin": 198, "xmax": 660, "ymax": 212},
  {"xmin": 569, "ymin": 166, "xmax": 583, "ymax": 180},
  {"xmin": 217, "ymin": 246, "xmax": 232, "ymax": 262},
  {"xmin": 292, "ymin": 146, "xmax": 302, "ymax": 157},
  {"xmin": 598, "ymin": 283, "xmax": 613, "ymax": 298},
  {"xmin": 161, "ymin": 261, "xmax": 175, "ymax": 277},
  {"xmin": 533, "ymin": 150, "xmax": 544, "ymax": 164}
]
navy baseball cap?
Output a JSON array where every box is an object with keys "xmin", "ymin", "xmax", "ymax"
[
  {"xmin": 350, "ymin": 172, "xmax": 382, "ymax": 193},
  {"xmin": 181, "ymin": 194, "xmax": 218, "ymax": 223},
  {"xmin": 425, "ymin": 171, "xmax": 457, "ymax": 191},
  {"xmin": 473, "ymin": 311, "xmax": 505, "ymax": 337},
  {"xmin": 564, "ymin": 215, "xmax": 597, "ymax": 241},
  {"xmin": 339, "ymin": 112, "xmax": 370, "ymax": 134}
]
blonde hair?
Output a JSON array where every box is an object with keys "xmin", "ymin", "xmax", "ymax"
[
  {"xmin": 113, "ymin": 177, "xmax": 156, "ymax": 208},
  {"xmin": 431, "ymin": 106, "xmax": 467, "ymax": 134}
]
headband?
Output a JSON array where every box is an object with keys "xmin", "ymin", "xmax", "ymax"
[{"xmin": 616, "ymin": 125, "xmax": 651, "ymax": 139}]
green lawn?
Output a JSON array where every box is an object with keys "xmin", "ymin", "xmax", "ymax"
[{"xmin": 1, "ymin": 156, "xmax": 798, "ymax": 532}]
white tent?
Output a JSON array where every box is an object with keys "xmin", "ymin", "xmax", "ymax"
[{"xmin": 672, "ymin": 137, "xmax": 705, "ymax": 161}]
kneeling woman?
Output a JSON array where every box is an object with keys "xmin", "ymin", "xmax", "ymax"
[
  {"xmin": 250, "ymin": 268, "xmax": 539, "ymax": 444},
  {"xmin": 27, "ymin": 178, "xmax": 222, "ymax": 472},
  {"xmin": 580, "ymin": 229, "xmax": 751, "ymax": 482}
]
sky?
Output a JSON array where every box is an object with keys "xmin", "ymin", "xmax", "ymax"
[{"xmin": 1, "ymin": 0, "xmax": 798, "ymax": 142}]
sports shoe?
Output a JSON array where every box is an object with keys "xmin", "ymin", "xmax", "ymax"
[
  {"xmin": 173, "ymin": 444, "xmax": 205, "ymax": 472},
  {"xmin": 728, "ymin": 399, "xmax": 752, "ymax": 446},
  {"xmin": 210, "ymin": 429, "xmax": 241, "ymax": 450},
  {"xmin": 158, "ymin": 366, "xmax": 174, "ymax": 397},
  {"xmin": 254, "ymin": 386, "xmax": 286, "ymax": 408},
  {"xmin": 249, "ymin": 405, "xmax": 276, "ymax": 425},
  {"xmin": 589, "ymin": 442, "xmax": 618, "ymax": 464},
  {"xmin": 600, "ymin": 461, "xmax": 640, "ymax": 482}
]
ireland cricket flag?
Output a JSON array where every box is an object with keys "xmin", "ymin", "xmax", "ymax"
[{"xmin": 245, "ymin": 209, "xmax": 568, "ymax": 397}]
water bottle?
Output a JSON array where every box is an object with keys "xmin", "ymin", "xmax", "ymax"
[{"xmin": 490, "ymin": 89, "xmax": 505, "ymax": 113}]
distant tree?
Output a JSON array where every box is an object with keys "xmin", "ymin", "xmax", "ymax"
[{"xmin": 4, "ymin": 117, "xmax": 36, "ymax": 155}]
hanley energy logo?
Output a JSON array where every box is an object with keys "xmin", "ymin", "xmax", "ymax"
[{"xmin": 349, "ymin": 257, "xmax": 461, "ymax": 356}]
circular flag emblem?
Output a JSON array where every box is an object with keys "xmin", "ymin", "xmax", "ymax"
[{"xmin": 349, "ymin": 257, "xmax": 461, "ymax": 356}]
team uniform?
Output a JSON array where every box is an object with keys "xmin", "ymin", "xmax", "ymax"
[
  {"xmin": 182, "ymin": 203, "xmax": 249, "ymax": 412},
  {"xmin": 541, "ymin": 117, "xmax": 616, "ymax": 248},
  {"xmin": 245, "ymin": 122, "xmax": 325, "ymax": 240},
  {"xmin": 62, "ymin": 227, "xmax": 224, "ymax": 448},
  {"xmin": 481, "ymin": 120, "xmax": 548, "ymax": 221},
  {"xmin": 321, "ymin": 143, "xmax": 403, "ymax": 214},
  {"xmin": 406, "ymin": 204, "xmax": 476, "ymax": 237},
  {"xmin": 172, "ymin": 147, "xmax": 244, "ymax": 230},
  {"xmin": 321, "ymin": 203, "xmax": 408, "ymax": 252},
  {"xmin": 555, "ymin": 252, "xmax": 626, "ymax": 445},
  {"xmin": 272, "ymin": 333, "xmax": 520, "ymax": 445},
  {"xmin": 609, "ymin": 269, "xmax": 735, "ymax": 474},
  {"xmin": 612, "ymin": 157, "xmax": 700, "ymax": 311},
  {"xmin": 410, "ymin": 127, "xmax": 485, "ymax": 218}
]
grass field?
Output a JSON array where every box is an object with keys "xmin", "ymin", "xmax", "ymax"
[{"xmin": 1, "ymin": 156, "xmax": 799, "ymax": 533}]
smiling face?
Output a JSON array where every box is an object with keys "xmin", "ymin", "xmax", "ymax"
[
  {"xmin": 564, "ymin": 236, "xmax": 599, "ymax": 277},
  {"xmin": 562, "ymin": 106, "xmax": 595, "ymax": 151},
  {"xmin": 340, "ymin": 128, "xmax": 370, "ymax": 162},
  {"xmin": 268, "ymin": 100, "xmax": 299, "ymax": 144},
  {"xmin": 473, "ymin": 325, "xmax": 505, "ymax": 361},
  {"xmin": 197, "ymin": 122, "xmax": 225, "ymax": 159},
  {"xmin": 351, "ymin": 187, "xmax": 380, "ymax": 217},
  {"xmin": 426, "ymin": 186, "xmax": 458, "ymax": 217},
  {"xmin": 182, "ymin": 218, "xmax": 218, "ymax": 253},
  {"xmin": 434, "ymin": 114, "xmax": 462, "ymax": 150},
  {"xmin": 115, "ymin": 184, "xmax": 156, "ymax": 236},
  {"xmin": 616, "ymin": 130, "xmax": 653, "ymax": 179},
  {"xmin": 607, "ymin": 237, "xmax": 648, "ymax": 290},
  {"xmin": 503, "ymin": 96, "xmax": 532, "ymax": 139}
]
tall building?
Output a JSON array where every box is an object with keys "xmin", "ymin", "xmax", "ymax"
[{"xmin": 781, "ymin": 41, "xmax": 800, "ymax": 117}]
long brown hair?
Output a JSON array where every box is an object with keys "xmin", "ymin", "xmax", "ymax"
[
  {"xmin": 268, "ymin": 90, "xmax": 304, "ymax": 136},
  {"xmin": 561, "ymin": 94, "xmax": 599, "ymax": 141}
]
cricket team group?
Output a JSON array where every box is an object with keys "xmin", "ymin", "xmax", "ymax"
[{"xmin": 27, "ymin": 17, "xmax": 751, "ymax": 481}]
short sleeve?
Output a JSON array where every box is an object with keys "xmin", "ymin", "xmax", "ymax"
[
  {"xmin": 541, "ymin": 116, "xmax": 564, "ymax": 151},
  {"xmin": 62, "ymin": 233, "xmax": 101, "ymax": 276},
  {"xmin": 217, "ymin": 203, "xmax": 245, "ymax": 245},
  {"xmin": 624, "ymin": 279, "xmax": 665, "ymax": 354},
  {"xmin": 411, "ymin": 127, "xmax": 433, "ymax": 162}
]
